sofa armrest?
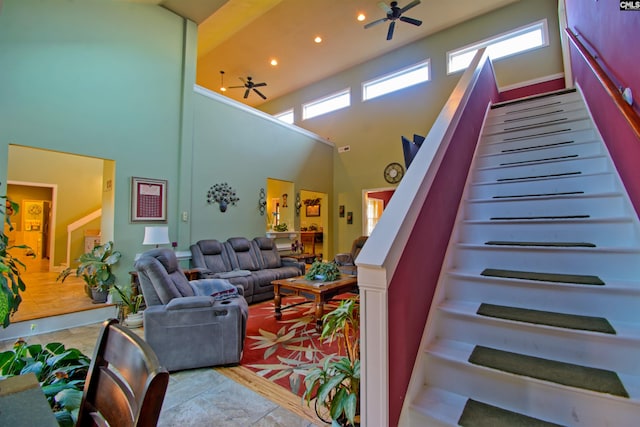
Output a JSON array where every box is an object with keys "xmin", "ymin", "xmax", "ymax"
[
  {"xmin": 334, "ymin": 253, "xmax": 354, "ymax": 266},
  {"xmin": 281, "ymin": 258, "xmax": 305, "ymax": 274}
]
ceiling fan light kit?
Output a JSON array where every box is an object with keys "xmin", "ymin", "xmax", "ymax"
[{"xmin": 364, "ymin": 0, "xmax": 423, "ymax": 41}]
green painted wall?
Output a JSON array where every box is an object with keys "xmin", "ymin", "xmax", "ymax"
[
  {"xmin": 0, "ymin": 0, "xmax": 192, "ymax": 285},
  {"xmin": 190, "ymin": 90, "xmax": 334, "ymax": 245},
  {"xmin": 259, "ymin": 0, "xmax": 564, "ymax": 254}
]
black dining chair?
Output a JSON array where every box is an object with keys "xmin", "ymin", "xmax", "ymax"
[{"xmin": 76, "ymin": 319, "xmax": 169, "ymax": 427}]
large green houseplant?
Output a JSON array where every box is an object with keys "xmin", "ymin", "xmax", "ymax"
[
  {"xmin": 304, "ymin": 296, "xmax": 360, "ymax": 426},
  {"xmin": 57, "ymin": 241, "xmax": 121, "ymax": 303},
  {"xmin": 305, "ymin": 260, "xmax": 341, "ymax": 282},
  {"xmin": 0, "ymin": 194, "xmax": 34, "ymax": 327},
  {"xmin": 0, "ymin": 338, "xmax": 91, "ymax": 426}
]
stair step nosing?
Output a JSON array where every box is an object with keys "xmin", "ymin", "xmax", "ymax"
[
  {"xmin": 462, "ymin": 216, "xmax": 635, "ymax": 225},
  {"xmin": 456, "ymin": 243, "xmax": 640, "ymax": 255},
  {"xmin": 466, "ymin": 191, "xmax": 625, "ymax": 203}
]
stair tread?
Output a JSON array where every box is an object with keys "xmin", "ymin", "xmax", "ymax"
[
  {"xmin": 490, "ymin": 88, "xmax": 578, "ymax": 109},
  {"xmin": 481, "ymin": 268, "xmax": 605, "ymax": 285},
  {"xmin": 477, "ymin": 303, "xmax": 615, "ymax": 334},
  {"xmin": 458, "ymin": 242, "xmax": 640, "ymax": 255},
  {"xmin": 468, "ymin": 190, "xmax": 622, "ymax": 202},
  {"xmin": 469, "ymin": 345, "xmax": 629, "ymax": 397},
  {"xmin": 458, "ymin": 398, "xmax": 565, "ymax": 427}
]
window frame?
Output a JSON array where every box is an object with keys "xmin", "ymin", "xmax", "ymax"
[
  {"xmin": 302, "ymin": 89, "xmax": 351, "ymax": 120},
  {"xmin": 447, "ymin": 19, "xmax": 549, "ymax": 75},
  {"xmin": 274, "ymin": 109, "xmax": 294, "ymax": 124},
  {"xmin": 362, "ymin": 59, "xmax": 431, "ymax": 102}
]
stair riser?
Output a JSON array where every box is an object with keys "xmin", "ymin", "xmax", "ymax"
[
  {"xmin": 446, "ymin": 275, "xmax": 640, "ymax": 321},
  {"xmin": 459, "ymin": 220, "xmax": 640, "ymax": 247},
  {"xmin": 434, "ymin": 310, "xmax": 640, "ymax": 374},
  {"xmin": 475, "ymin": 140, "xmax": 604, "ymax": 169},
  {"xmin": 453, "ymin": 246, "xmax": 640, "ymax": 279},
  {"xmin": 464, "ymin": 194, "xmax": 628, "ymax": 220},
  {"xmin": 473, "ymin": 156, "xmax": 611, "ymax": 183},
  {"xmin": 483, "ymin": 109, "xmax": 589, "ymax": 136},
  {"xmin": 485, "ymin": 99, "xmax": 587, "ymax": 127},
  {"xmin": 481, "ymin": 119, "xmax": 594, "ymax": 146},
  {"xmin": 468, "ymin": 173, "xmax": 618, "ymax": 199},
  {"xmin": 423, "ymin": 353, "xmax": 638, "ymax": 427}
]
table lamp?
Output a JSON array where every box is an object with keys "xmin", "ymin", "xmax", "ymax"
[{"xmin": 142, "ymin": 226, "xmax": 170, "ymax": 248}]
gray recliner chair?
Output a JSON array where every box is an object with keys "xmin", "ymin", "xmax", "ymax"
[
  {"xmin": 134, "ymin": 248, "xmax": 248, "ymax": 372},
  {"xmin": 334, "ymin": 236, "xmax": 368, "ymax": 275}
]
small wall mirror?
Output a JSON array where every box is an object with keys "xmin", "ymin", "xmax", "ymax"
[{"xmin": 266, "ymin": 178, "xmax": 294, "ymax": 231}]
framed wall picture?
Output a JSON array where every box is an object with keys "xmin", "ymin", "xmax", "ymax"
[
  {"xmin": 131, "ymin": 177, "xmax": 167, "ymax": 222},
  {"xmin": 339, "ymin": 205, "xmax": 345, "ymax": 217},
  {"xmin": 306, "ymin": 204, "xmax": 320, "ymax": 217},
  {"xmin": 347, "ymin": 211, "xmax": 353, "ymax": 224}
]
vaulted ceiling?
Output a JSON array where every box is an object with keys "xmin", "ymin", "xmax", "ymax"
[{"xmin": 151, "ymin": 0, "xmax": 520, "ymax": 107}]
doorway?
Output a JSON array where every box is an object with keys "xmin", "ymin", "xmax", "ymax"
[{"xmin": 363, "ymin": 187, "xmax": 396, "ymax": 236}]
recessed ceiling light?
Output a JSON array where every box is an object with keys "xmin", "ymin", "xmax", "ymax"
[
  {"xmin": 314, "ymin": 36, "xmax": 322, "ymax": 43},
  {"xmin": 270, "ymin": 58, "xmax": 278, "ymax": 66},
  {"xmin": 357, "ymin": 13, "xmax": 366, "ymax": 22}
]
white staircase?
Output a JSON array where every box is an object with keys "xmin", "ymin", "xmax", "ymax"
[{"xmin": 403, "ymin": 89, "xmax": 640, "ymax": 426}]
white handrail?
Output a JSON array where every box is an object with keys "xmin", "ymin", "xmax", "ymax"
[{"xmin": 65, "ymin": 209, "xmax": 101, "ymax": 266}]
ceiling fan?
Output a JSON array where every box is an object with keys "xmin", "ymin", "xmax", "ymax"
[
  {"xmin": 228, "ymin": 76, "xmax": 268, "ymax": 100},
  {"xmin": 364, "ymin": 0, "xmax": 422, "ymax": 41}
]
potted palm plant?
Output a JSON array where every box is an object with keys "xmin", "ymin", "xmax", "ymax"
[
  {"xmin": 57, "ymin": 241, "xmax": 121, "ymax": 303},
  {"xmin": 303, "ymin": 296, "xmax": 360, "ymax": 426},
  {"xmin": 111, "ymin": 284, "xmax": 144, "ymax": 328}
]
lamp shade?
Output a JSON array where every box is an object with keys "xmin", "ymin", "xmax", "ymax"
[{"xmin": 142, "ymin": 226, "xmax": 170, "ymax": 247}]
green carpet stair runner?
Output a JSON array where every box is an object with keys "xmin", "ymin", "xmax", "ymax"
[
  {"xmin": 468, "ymin": 346, "xmax": 629, "ymax": 397},
  {"xmin": 481, "ymin": 268, "xmax": 605, "ymax": 286},
  {"xmin": 458, "ymin": 399, "xmax": 565, "ymax": 427},
  {"xmin": 477, "ymin": 303, "xmax": 616, "ymax": 334}
]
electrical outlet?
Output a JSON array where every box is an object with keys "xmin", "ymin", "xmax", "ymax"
[{"xmin": 338, "ymin": 145, "xmax": 351, "ymax": 153}]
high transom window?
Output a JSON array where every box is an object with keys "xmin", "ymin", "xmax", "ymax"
[
  {"xmin": 447, "ymin": 19, "xmax": 549, "ymax": 74},
  {"xmin": 302, "ymin": 89, "xmax": 351, "ymax": 120},
  {"xmin": 362, "ymin": 60, "xmax": 430, "ymax": 101},
  {"xmin": 274, "ymin": 109, "xmax": 294, "ymax": 124}
]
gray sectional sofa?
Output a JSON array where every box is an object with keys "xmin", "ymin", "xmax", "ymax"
[{"xmin": 190, "ymin": 236, "xmax": 305, "ymax": 303}]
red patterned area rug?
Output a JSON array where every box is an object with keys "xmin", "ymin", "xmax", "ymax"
[{"xmin": 241, "ymin": 294, "xmax": 354, "ymax": 396}]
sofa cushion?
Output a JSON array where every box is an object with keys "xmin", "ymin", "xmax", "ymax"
[
  {"xmin": 191, "ymin": 240, "xmax": 233, "ymax": 274},
  {"xmin": 252, "ymin": 237, "xmax": 282, "ymax": 269},
  {"xmin": 226, "ymin": 237, "xmax": 261, "ymax": 271},
  {"xmin": 135, "ymin": 249, "xmax": 195, "ymax": 306}
]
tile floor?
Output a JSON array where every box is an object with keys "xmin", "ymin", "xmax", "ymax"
[{"xmin": 0, "ymin": 322, "xmax": 321, "ymax": 427}]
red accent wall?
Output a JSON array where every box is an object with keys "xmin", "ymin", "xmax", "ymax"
[
  {"xmin": 499, "ymin": 77, "xmax": 566, "ymax": 102},
  {"xmin": 565, "ymin": 0, "xmax": 640, "ymax": 216},
  {"xmin": 387, "ymin": 60, "xmax": 500, "ymax": 426},
  {"xmin": 368, "ymin": 190, "xmax": 395, "ymax": 208}
]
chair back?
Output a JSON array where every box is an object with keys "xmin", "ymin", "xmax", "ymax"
[
  {"xmin": 135, "ymin": 248, "xmax": 195, "ymax": 306},
  {"xmin": 190, "ymin": 239, "xmax": 234, "ymax": 273},
  {"xmin": 351, "ymin": 236, "xmax": 368, "ymax": 261},
  {"xmin": 77, "ymin": 319, "xmax": 169, "ymax": 427}
]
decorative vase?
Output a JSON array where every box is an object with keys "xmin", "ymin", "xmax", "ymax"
[
  {"xmin": 219, "ymin": 201, "xmax": 228, "ymax": 212},
  {"xmin": 125, "ymin": 312, "xmax": 144, "ymax": 329},
  {"xmin": 91, "ymin": 288, "xmax": 108, "ymax": 304}
]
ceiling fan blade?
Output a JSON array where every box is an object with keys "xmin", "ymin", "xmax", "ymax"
[
  {"xmin": 253, "ymin": 82, "xmax": 267, "ymax": 88},
  {"xmin": 253, "ymin": 88, "xmax": 267, "ymax": 100},
  {"xmin": 400, "ymin": 16, "xmax": 422, "ymax": 26},
  {"xmin": 364, "ymin": 17, "xmax": 388, "ymax": 29},
  {"xmin": 387, "ymin": 21, "xmax": 395, "ymax": 40},
  {"xmin": 243, "ymin": 88, "xmax": 250, "ymax": 98},
  {"xmin": 239, "ymin": 77, "xmax": 247, "ymax": 84},
  {"xmin": 400, "ymin": 0, "xmax": 421, "ymax": 13},
  {"xmin": 228, "ymin": 85, "xmax": 245, "ymax": 89},
  {"xmin": 378, "ymin": 1, "xmax": 392, "ymax": 14}
]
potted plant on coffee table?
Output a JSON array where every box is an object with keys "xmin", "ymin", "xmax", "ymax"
[
  {"xmin": 303, "ymin": 296, "xmax": 360, "ymax": 426},
  {"xmin": 305, "ymin": 260, "xmax": 341, "ymax": 282},
  {"xmin": 57, "ymin": 241, "xmax": 121, "ymax": 303}
]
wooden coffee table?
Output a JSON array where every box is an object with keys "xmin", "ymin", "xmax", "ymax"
[{"xmin": 271, "ymin": 275, "xmax": 358, "ymax": 332}]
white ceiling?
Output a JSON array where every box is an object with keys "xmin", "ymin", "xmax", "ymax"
[{"xmin": 154, "ymin": 0, "xmax": 520, "ymax": 107}]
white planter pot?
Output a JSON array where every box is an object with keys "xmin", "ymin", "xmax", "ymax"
[{"xmin": 125, "ymin": 312, "xmax": 144, "ymax": 329}]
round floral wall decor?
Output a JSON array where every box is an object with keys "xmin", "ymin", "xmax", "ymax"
[{"xmin": 207, "ymin": 182, "xmax": 239, "ymax": 212}]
